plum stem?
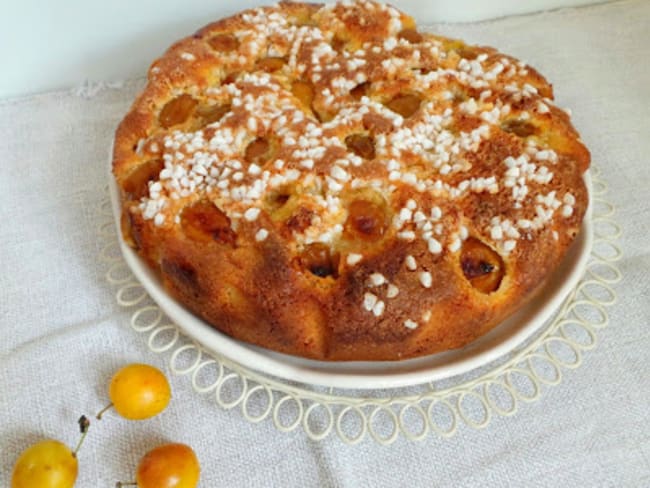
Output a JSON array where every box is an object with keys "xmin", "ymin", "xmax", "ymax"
[
  {"xmin": 73, "ymin": 415, "xmax": 90, "ymax": 457},
  {"xmin": 96, "ymin": 403, "xmax": 114, "ymax": 420}
]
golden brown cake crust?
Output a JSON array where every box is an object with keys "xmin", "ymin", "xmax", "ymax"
[{"xmin": 112, "ymin": 0, "xmax": 590, "ymax": 361}]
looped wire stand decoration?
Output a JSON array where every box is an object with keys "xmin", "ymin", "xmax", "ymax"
[{"xmin": 98, "ymin": 166, "xmax": 621, "ymax": 444}]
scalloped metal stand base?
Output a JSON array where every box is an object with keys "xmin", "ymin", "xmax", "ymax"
[{"xmin": 99, "ymin": 167, "xmax": 621, "ymax": 444}]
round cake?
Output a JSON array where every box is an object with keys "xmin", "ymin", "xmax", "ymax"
[{"xmin": 112, "ymin": 0, "xmax": 590, "ymax": 361}]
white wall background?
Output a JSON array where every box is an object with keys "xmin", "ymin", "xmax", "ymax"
[{"xmin": 1, "ymin": 0, "xmax": 607, "ymax": 99}]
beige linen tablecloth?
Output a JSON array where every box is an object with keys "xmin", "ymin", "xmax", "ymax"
[{"xmin": 1, "ymin": 1, "xmax": 649, "ymax": 486}]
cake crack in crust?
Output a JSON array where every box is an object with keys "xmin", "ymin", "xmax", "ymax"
[{"xmin": 113, "ymin": 0, "xmax": 590, "ymax": 361}]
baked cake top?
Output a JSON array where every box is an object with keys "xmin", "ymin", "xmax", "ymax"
[{"xmin": 113, "ymin": 0, "xmax": 589, "ymax": 341}]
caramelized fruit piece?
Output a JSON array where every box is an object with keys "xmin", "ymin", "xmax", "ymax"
[
  {"xmin": 196, "ymin": 103, "xmax": 231, "ymax": 125},
  {"xmin": 265, "ymin": 186, "xmax": 300, "ymax": 222},
  {"xmin": 460, "ymin": 237, "xmax": 505, "ymax": 293},
  {"xmin": 120, "ymin": 208, "xmax": 140, "ymax": 249},
  {"xmin": 312, "ymin": 106, "xmax": 333, "ymax": 123},
  {"xmin": 286, "ymin": 206, "xmax": 315, "ymax": 233},
  {"xmin": 397, "ymin": 29, "xmax": 423, "ymax": 43},
  {"xmin": 345, "ymin": 134, "xmax": 375, "ymax": 159},
  {"xmin": 266, "ymin": 188, "xmax": 292, "ymax": 211},
  {"xmin": 291, "ymin": 81, "xmax": 314, "ymax": 109},
  {"xmin": 452, "ymin": 89, "xmax": 468, "ymax": 103},
  {"xmin": 244, "ymin": 137, "xmax": 273, "ymax": 165},
  {"xmin": 122, "ymin": 159, "xmax": 164, "ymax": 199},
  {"xmin": 501, "ymin": 119, "xmax": 538, "ymax": 137},
  {"xmin": 290, "ymin": 8, "xmax": 318, "ymax": 26},
  {"xmin": 445, "ymin": 39, "xmax": 466, "ymax": 53},
  {"xmin": 413, "ymin": 66, "xmax": 432, "ymax": 76},
  {"xmin": 223, "ymin": 71, "xmax": 240, "ymax": 85},
  {"xmin": 331, "ymin": 35, "xmax": 346, "ymax": 52},
  {"xmin": 350, "ymin": 81, "xmax": 370, "ymax": 100},
  {"xmin": 161, "ymin": 258, "xmax": 201, "ymax": 293},
  {"xmin": 385, "ymin": 94, "xmax": 422, "ymax": 118},
  {"xmin": 362, "ymin": 112, "xmax": 393, "ymax": 134},
  {"xmin": 455, "ymin": 46, "xmax": 479, "ymax": 60},
  {"xmin": 208, "ymin": 33, "xmax": 239, "ymax": 52},
  {"xmin": 255, "ymin": 57, "xmax": 285, "ymax": 72},
  {"xmin": 181, "ymin": 200, "xmax": 236, "ymax": 246},
  {"xmin": 159, "ymin": 94, "xmax": 198, "ymax": 128},
  {"xmin": 299, "ymin": 243, "xmax": 339, "ymax": 278},
  {"xmin": 344, "ymin": 199, "xmax": 387, "ymax": 241}
]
